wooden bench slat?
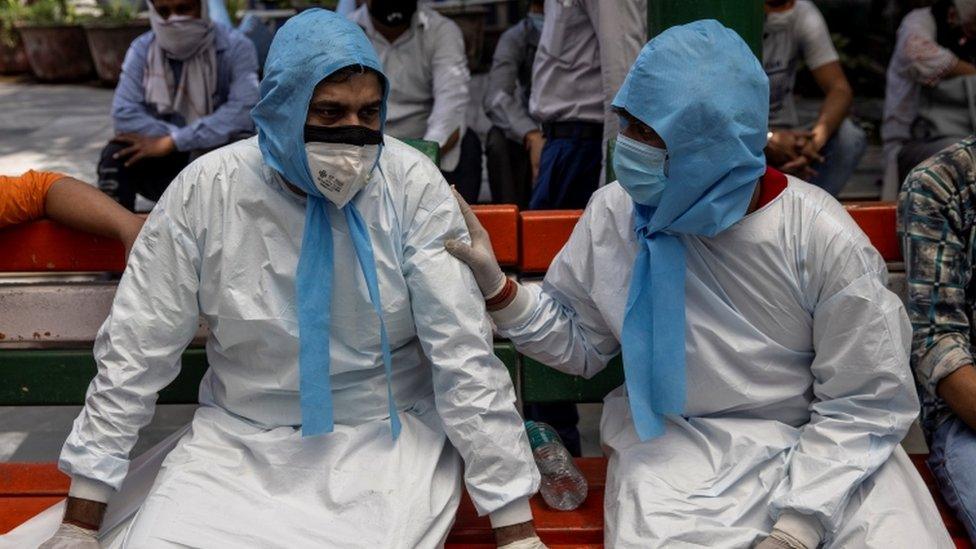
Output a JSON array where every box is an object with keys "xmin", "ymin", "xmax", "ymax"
[
  {"xmin": 518, "ymin": 210, "xmax": 584, "ymax": 274},
  {"xmin": 4, "ymin": 458, "xmax": 970, "ymax": 549},
  {"xmin": 0, "ymin": 349, "xmax": 208, "ymax": 405},
  {"xmin": 470, "ymin": 205, "xmax": 519, "ymax": 267},
  {"xmin": 0, "ymin": 220, "xmax": 125, "ymax": 272},
  {"xmin": 0, "ymin": 496, "xmax": 62, "ymax": 536},
  {"xmin": 0, "ymin": 344, "xmax": 519, "ymax": 406},
  {"xmin": 845, "ymin": 201, "xmax": 901, "ymax": 262}
]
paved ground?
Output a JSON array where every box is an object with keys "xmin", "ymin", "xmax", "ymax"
[{"xmin": 0, "ymin": 78, "xmax": 114, "ymax": 184}]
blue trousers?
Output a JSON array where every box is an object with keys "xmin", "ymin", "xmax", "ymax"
[
  {"xmin": 529, "ymin": 135, "xmax": 602, "ymax": 210},
  {"xmin": 928, "ymin": 415, "xmax": 976, "ymax": 542},
  {"xmin": 806, "ymin": 118, "xmax": 867, "ymax": 197}
]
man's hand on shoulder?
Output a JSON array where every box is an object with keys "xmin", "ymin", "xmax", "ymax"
[{"xmin": 494, "ymin": 520, "xmax": 548, "ymax": 548}]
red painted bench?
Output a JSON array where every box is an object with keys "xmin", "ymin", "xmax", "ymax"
[
  {"xmin": 1, "ymin": 458, "xmax": 970, "ymax": 547},
  {"xmin": 4, "ymin": 201, "xmax": 968, "ymax": 546},
  {"xmin": 517, "ymin": 202, "xmax": 902, "ymax": 273}
]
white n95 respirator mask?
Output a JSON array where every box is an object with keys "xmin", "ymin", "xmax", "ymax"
[{"xmin": 304, "ymin": 125, "xmax": 383, "ymax": 209}]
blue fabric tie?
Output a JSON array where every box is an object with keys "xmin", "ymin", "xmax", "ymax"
[
  {"xmin": 296, "ymin": 199, "xmax": 401, "ymax": 439},
  {"xmin": 622, "ymin": 212, "xmax": 686, "ymax": 441},
  {"xmin": 296, "ymin": 196, "xmax": 335, "ymax": 436},
  {"xmin": 345, "ymin": 204, "xmax": 402, "ymax": 439}
]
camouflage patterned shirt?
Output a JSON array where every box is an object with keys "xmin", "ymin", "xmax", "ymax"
[{"xmin": 898, "ymin": 136, "xmax": 976, "ymax": 435}]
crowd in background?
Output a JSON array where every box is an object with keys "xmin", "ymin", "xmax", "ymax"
[{"xmin": 8, "ymin": 0, "xmax": 976, "ymax": 546}]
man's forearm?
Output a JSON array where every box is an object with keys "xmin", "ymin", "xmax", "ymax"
[
  {"xmin": 945, "ymin": 58, "xmax": 976, "ymax": 79},
  {"xmin": 938, "ymin": 364, "xmax": 976, "ymax": 430},
  {"xmin": 440, "ymin": 128, "xmax": 461, "ymax": 156},
  {"xmin": 812, "ymin": 85, "xmax": 851, "ymax": 148},
  {"xmin": 45, "ymin": 177, "xmax": 143, "ymax": 243}
]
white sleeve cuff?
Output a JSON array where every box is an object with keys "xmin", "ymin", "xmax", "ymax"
[
  {"xmin": 488, "ymin": 496, "xmax": 534, "ymax": 529},
  {"xmin": 490, "ymin": 283, "xmax": 537, "ymax": 328},
  {"xmin": 68, "ymin": 475, "xmax": 115, "ymax": 503},
  {"xmin": 773, "ymin": 510, "xmax": 824, "ymax": 549}
]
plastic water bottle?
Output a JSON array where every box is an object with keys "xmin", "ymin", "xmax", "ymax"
[{"xmin": 525, "ymin": 420, "xmax": 588, "ymax": 511}]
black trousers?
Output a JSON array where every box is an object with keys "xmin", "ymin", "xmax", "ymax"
[
  {"xmin": 442, "ymin": 129, "xmax": 483, "ymax": 204},
  {"xmin": 98, "ymin": 140, "xmax": 191, "ymax": 211},
  {"xmin": 485, "ymin": 126, "xmax": 532, "ymax": 208}
]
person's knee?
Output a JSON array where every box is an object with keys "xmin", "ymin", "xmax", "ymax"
[{"xmin": 834, "ymin": 119, "xmax": 868, "ymax": 156}]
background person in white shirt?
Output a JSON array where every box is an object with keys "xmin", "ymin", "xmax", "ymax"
[
  {"xmin": 351, "ymin": 0, "xmax": 481, "ymax": 203},
  {"xmin": 762, "ymin": 0, "xmax": 866, "ymax": 197},
  {"xmin": 882, "ymin": 0, "xmax": 976, "ymax": 192}
]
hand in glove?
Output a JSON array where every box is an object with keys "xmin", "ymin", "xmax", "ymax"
[
  {"xmin": 497, "ymin": 535, "xmax": 549, "ymax": 549},
  {"xmin": 754, "ymin": 529, "xmax": 810, "ymax": 549},
  {"xmin": 38, "ymin": 523, "xmax": 100, "ymax": 549},
  {"xmin": 444, "ymin": 187, "xmax": 506, "ymax": 297}
]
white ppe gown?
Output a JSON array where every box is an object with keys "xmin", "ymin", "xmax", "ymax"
[
  {"xmin": 497, "ymin": 179, "xmax": 952, "ymax": 548},
  {"xmin": 8, "ymin": 136, "xmax": 538, "ymax": 548}
]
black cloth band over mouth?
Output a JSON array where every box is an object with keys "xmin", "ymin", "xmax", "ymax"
[{"xmin": 304, "ymin": 125, "xmax": 384, "ymax": 146}]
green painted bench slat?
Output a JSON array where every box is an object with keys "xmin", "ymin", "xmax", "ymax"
[
  {"xmin": 0, "ymin": 343, "xmax": 519, "ymax": 406},
  {"xmin": 521, "ymin": 357, "xmax": 623, "ymax": 403},
  {"xmin": 0, "ymin": 349, "xmax": 208, "ymax": 405},
  {"xmin": 401, "ymin": 138, "xmax": 441, "ymax": 165}
]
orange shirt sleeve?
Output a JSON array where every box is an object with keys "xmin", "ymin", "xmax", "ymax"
[{"xmin": 0, "ymin": 170, "xmax": 66, "ymax": 228}]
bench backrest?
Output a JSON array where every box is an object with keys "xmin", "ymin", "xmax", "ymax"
[{"xmin": 0, "ymin": 197, "xmax": 901, "ymax": 405}]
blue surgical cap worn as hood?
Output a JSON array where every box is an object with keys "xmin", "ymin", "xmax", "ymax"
[
  {"xmin": 612, "ymin": 20, "xmax": 769, "ymax": 442},
  {"xmin": 251, "ymin": 9, "xmax": 401, "ymax": 440}
]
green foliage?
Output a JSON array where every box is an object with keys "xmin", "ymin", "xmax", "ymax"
[
  {"xmin": 21, "ymin": 0, "xmax": 76, "ymax": 25},
  {"xmin": 97, "ymin": 0, "xmax": 137, "ymax": 23},
  {"xmin": 0, "ymin": 0, "xmax": 27, "ymax": 48}
]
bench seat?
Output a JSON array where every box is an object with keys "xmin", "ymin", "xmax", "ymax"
[{"xmin": 1, "ymin": 458, "xmax": 971, "ymax": 548}]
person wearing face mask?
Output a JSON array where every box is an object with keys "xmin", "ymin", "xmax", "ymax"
[
  {"xmin": 348, "ymin": 0, "xmax": 482, "ymax": 203},
  {"xmin": 96, "ymin": 0, "xmax": 259, "ymax": 212},
  {"xmin": 447, "ymin": 20, "xmax": 953, "ymax": 548},
  {"xmin": 29, "ymin": 10, "xmax": 543, "ymax": 549},
  {"xmin": 483, "ymin": 0, "xmax": 544, "ymax": 208},
  {"xmin": 762, "ymin": 0, "xmax": 866, "ymax": 197},
  {"xmin": 883, "ymin": 0, "xmax": 976, "ymax": 197}
]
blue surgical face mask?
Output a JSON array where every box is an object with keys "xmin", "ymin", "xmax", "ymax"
[
  {"xmin": 613, "ymin": 133, "xmax": 668, "ymax": 207},
  {"xmin": 528, "ymin": 12, "xmax": 544, "ymax": 32}
]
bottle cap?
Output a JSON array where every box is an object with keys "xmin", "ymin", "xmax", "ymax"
[{"xmin": 525, "ymin": 420, "xmax": 562, "ymax": 450}]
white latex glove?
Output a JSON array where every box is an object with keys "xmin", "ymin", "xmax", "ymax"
[
  {"xmin": 498, "ymin": 535, "xmax": 549, "ymax": 549},
  {"xmin": 444, "ymin": 187, "xmax": 506, "ymax": 297},
  {"xmin": 38, "ymin": 523, "xmax": 100, "ymax": 548},
  {"xmin": 753, "ymin": 530, "xmax": 810, "ymax": 549}
]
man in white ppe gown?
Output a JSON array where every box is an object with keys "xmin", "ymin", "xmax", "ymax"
[
  {"xmin": 447, "ymin": 20, "xmax": 952, "ymax": 549},
  {"xmin": 26, "ymin": 9, "xmax": 542, "ymax": 549}
]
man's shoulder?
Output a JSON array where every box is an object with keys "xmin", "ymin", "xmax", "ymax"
[
  {"xmin": 900, "ymin": 7, "xmax": 936, "ymax": 34},
  {"xmin": 126, "ymin": 31, "xmax": 155, "ymax": 58},
  {"xmin": 905, "ymin": 138, "xmax": 976, "ymax": 200},
  {"xmin": 381, "ymin": 136, "xmax": 436, "ymax": 169},
  {"xmin": 378, "ymin": 136, "xmax": 445, "ymax": 194},
  {"xmin": 794, "ymin": 0, "xmax": 824, "ymax": 19},
  {"xmin": 215, "ymin": 23, "xmax": 255, "ymax": 54},
  {"xmin": 179, "ymin": 137, "xmax": 265, "ymax": 192},
  {"xmin": 498, "ymin": 18, "xmax": 528, "ymax": 44},
  {"xmin": 419, "ymin": 7, "xmax": 463, "ymax": 38},
  {"xmin": 584, "ymin": 183, "xmax": 638, "ymax": 232},
  {"xmin": 779, "ymin": 176, "xmax": 873, "ymax": 247}
]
